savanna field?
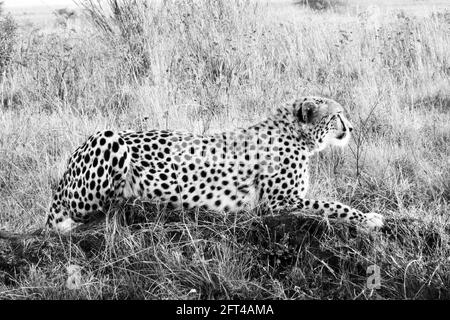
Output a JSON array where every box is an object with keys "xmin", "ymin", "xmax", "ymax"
[{"xmin": 0, "ymin": 0, "xmax": 449, "ymax": 299}]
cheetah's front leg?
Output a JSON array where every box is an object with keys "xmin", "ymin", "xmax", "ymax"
[{"xmin": 272, "ymin": 197, "xmax": 383, "ymax": 230}]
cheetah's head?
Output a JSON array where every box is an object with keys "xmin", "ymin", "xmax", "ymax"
[{"xmin": 293, "ymin": 97, "xmax": 354, "ymax": 152}]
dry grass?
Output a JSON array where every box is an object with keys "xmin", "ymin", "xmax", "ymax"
[{"xmin": 0, "ymin": 0, "xmax": 449, "ymax": 299}]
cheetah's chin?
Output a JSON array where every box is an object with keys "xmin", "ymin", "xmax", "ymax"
[{"xmin": 331, "ymin": 130, "xmax": 351, "ymax": 147}]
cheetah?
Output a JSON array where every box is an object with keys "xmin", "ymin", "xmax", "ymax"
[{"xmin": 45, "ymin": 97, "xmax": 383, "ymax": 233}]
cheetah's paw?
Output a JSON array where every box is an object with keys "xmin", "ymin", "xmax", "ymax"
[{"xmin": 364, "ymin": 212, "xmax": 384, "ymax": 230}]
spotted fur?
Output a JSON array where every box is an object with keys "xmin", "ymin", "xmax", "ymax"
[{"xmin": 46, "ymin": 97, "xmax": 383, "ymax": 232}]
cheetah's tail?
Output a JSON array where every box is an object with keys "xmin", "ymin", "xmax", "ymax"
[{"xmin": 0, "ymin": 228, "xmax": 44, "ymax": 241}]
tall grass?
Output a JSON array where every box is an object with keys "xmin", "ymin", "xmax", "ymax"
[
  {"xmin": 0, "ymin": 0, "xmax": 449, "ymax": 299},
  {"xmin": 0, "ymin": 6, "xmax": 16, "ymax": 77}
]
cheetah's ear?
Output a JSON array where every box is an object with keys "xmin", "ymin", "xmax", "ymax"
[{"xmin": 296, "ymin": 100, "xmax": 317, "ymax": 124}]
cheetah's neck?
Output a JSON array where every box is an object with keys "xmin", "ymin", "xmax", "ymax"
[{"xmin": 257, "ymin": 106, "xmax": 318, "ymax": 154}]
